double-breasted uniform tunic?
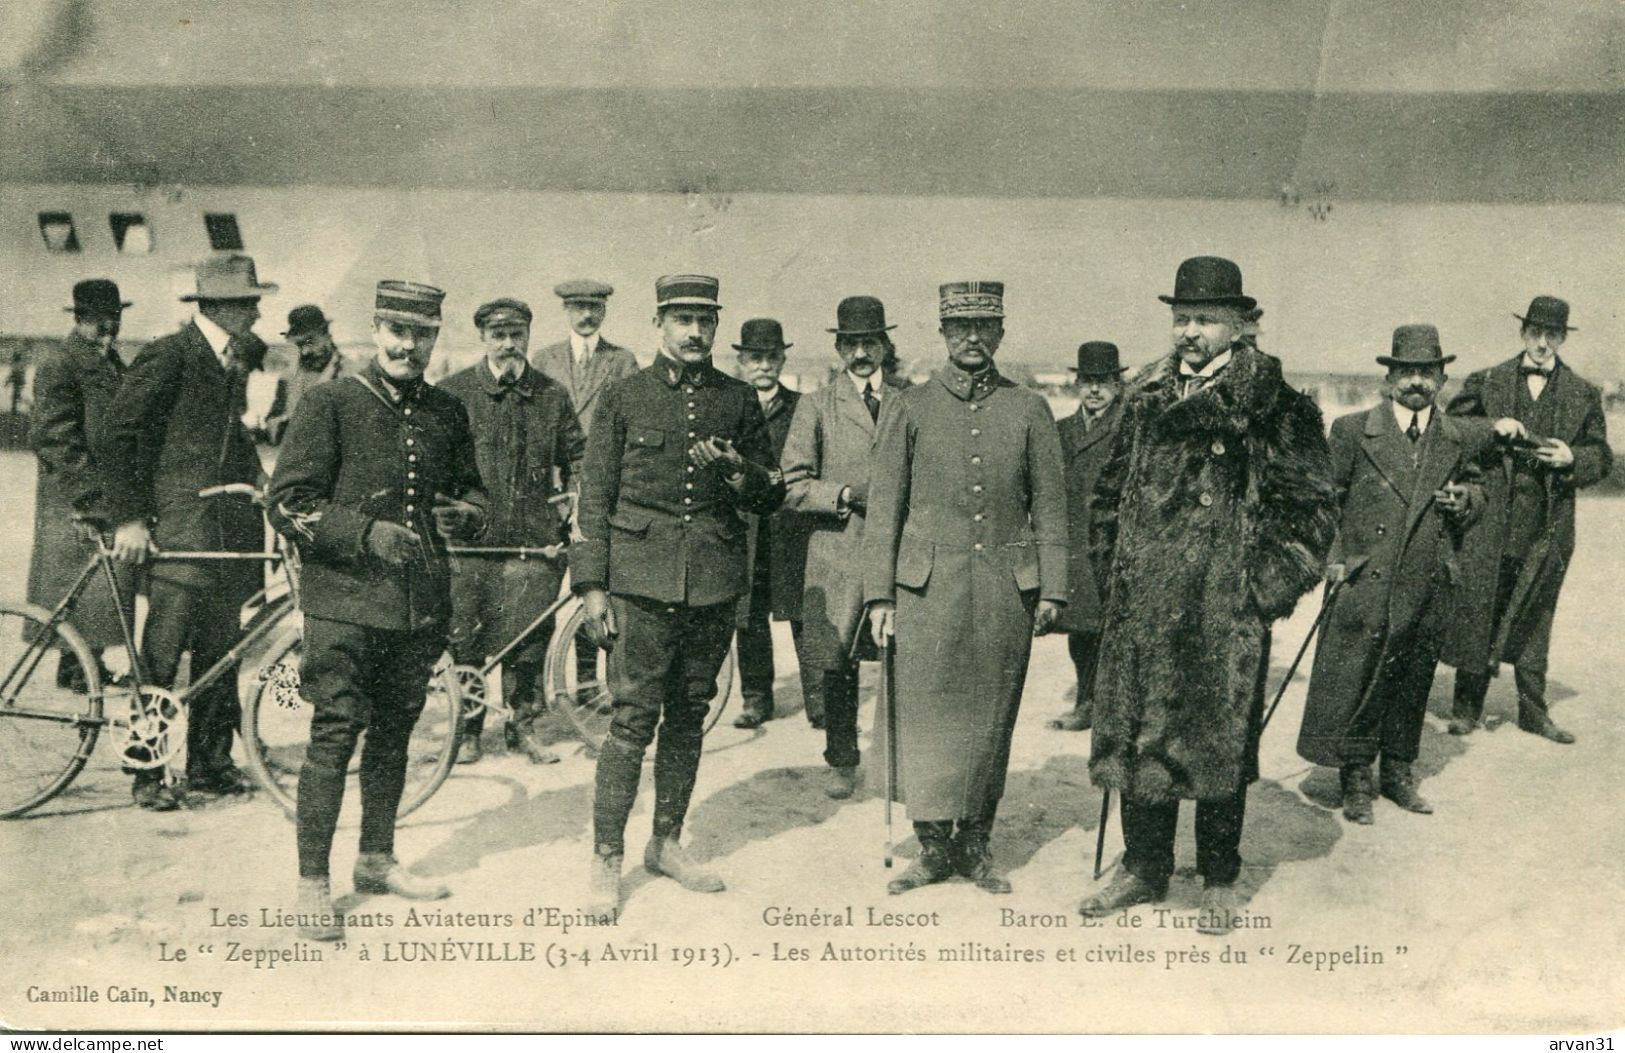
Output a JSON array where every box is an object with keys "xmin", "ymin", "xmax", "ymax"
[
  {"xmin": 1297, "ymin": 404, "xmax": 1485, "ymax": 767},
  {"xmin": 861, "ymin": 366, "xmax": 1068, "ymax": 821}
]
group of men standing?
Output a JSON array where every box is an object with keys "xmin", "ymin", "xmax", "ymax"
[{"xmin": 23, "ymin": 248, "xmax": 1611, "ymax": 940}]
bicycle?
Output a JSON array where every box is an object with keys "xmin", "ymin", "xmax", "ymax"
[
  {"xmin": 0, "ymin": 485, "xmax": 461, "ymax": 819},
  {"xmin": 439, "ymin": 542, "xmax": 735, "ymax": 754}
]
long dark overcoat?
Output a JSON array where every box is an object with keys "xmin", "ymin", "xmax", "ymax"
[
  {"xmin": 861, "ymin": 366, "xmax": 1067, "ymax": 821},
  {"xmin": 97, "ymin": 322, "xmax": 264, "ymax": 595},
  {"xmin": 1052, "ymin": 401, "xmax": 1122, "ymax": 634},
  {"xmin": 1090, "ymin": 346, "xmax": 1337, "ymax": 802},
  {"xmin": 1441, "ymin": 355, "xmax": 1612, "ymax": 675},
  {"xmin": 780, "ymin": 375, "xmax": 881, "ymax": 667},
  {"xmin": 27, "ymin": 331, "xmax": 131, "ymax": 646},
  {"xmin": 737, "ymin": 385, "xmax": 809, "ymax": 625},
  {"xmin": 1296, "ymin": 404, "xmax": 1485, "ymax": 767}
]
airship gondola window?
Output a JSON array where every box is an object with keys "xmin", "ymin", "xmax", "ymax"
[
  {"xmin": 204, "ymin": 213, "xmax": 244, "ymax": 251},
  {"xmin": 38, "ymin": 212, "xmax": 81, "ymax": 253},
  {"xmin": 110, "ymin": 213, "xmax": 154, "ymax": 254}
]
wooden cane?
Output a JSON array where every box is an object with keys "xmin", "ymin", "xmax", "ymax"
[
  {"xmin": 1093, "ymin": 790, "xmax": 1111, "ymax": 880},
  {"xmin": 881, "ymin": 634, "xmax": 897, "ymax": 869}
]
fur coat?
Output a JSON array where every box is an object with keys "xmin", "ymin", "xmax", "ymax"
[{"xmin": 1089, "ymin": 345, "xmax": 1337, "ymax": 801}]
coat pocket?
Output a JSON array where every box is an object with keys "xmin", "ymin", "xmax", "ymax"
[
  {"xmin": 608, "ymin": 510, "xmax": 652, "ymax": 536},
  {"xmin": 895, "ymin": 539, "xmax": 933, "ymax": 590},
  {"xmin": 1009, "ymin": 543, "xmax": 1040, "ymax": 592},
  {"xmin": 627, "ymin": 429, "xmax": 665, "ymax": 450}
]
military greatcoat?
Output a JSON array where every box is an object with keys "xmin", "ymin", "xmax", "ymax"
[{"xmin": 861, "ymin": 366, "xmax": 1068, "ymax": 821}]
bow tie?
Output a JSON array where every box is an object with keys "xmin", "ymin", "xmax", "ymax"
[{"xmin": 1519, "ymin": 365, "xmax": 1553, "ymax": 378}]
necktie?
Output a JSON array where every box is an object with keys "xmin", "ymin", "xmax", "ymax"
[
  {"xmin": 1518, "ymin": 365, "xmax": 1551, "ymax": 377},
  {"xmin": 863, "ymin": 382, "xmax": 880, "ymax": 422},
  {"xmin": 1406, "ymin": 413, "xmax": 1421, "ymax": 443}
]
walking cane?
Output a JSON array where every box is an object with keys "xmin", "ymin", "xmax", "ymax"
[
  {"xmin": 1093, "ymin": 791, "xmax": 1111, "ymax": 881},
  {"xmin": 880, "ymin": 634, "xmax": 898, "ymax": 869}
]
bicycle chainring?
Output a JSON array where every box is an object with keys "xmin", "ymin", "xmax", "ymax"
[{"xmin": 121, "ymin": 686, "xmax": 187, "ymax": 770}]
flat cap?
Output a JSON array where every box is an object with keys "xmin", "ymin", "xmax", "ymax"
[
  {"xmin": 473, "ymin": 297, "xmax": 533, "ymax": 329},
  {"xmin": 553, "ymin": 280, "xmax": 614, "ymax": 302}
]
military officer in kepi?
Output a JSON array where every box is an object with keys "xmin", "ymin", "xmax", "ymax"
[
  {"xmin": 439, "ymin": 297, "xmax": 586, "ymax": 766},
  {"xmin": 863, "ymin": 281, "xmax": 1068, "ymax": 896},
  {"xmin": 1441, "ymin": 296, "xmax": 1613, "ymax": 745},
  {"xmin": 572, "ymin": 275, "xmax": 784, "ymax": 920},
  {"xmin": 1047, "ymin": 341, "xmax": 1128, "ymax": 733},
  {"xmin": 1079, "ymin": 257, "xmax": 1336, "ymax": 933},
  {"xmin": 268, "ymin": 280, "xmax": 487, "ymax": 940},
  {"xmin": 1296, "ymin": 325, "xmax": 1484, "ymax": 824}
]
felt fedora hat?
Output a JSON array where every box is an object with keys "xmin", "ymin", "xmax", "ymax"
[
  {"xmin": 179, "ymin": 253, "xmax": 279, "ymax": 302},
  {"xmin": 1376, "ymin": 323, "xmax": 1455, "ymax": 367}
]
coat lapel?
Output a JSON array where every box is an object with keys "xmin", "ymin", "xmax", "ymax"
[
  {"xmin": 834, "ymin": 373, "xmax": 877, "ymax": 437},
  {"xmin": 1484, "ymin": 357, "xmax": 1521, "ymax": 419},
  {"xmin": 1076, "ymin": 402, "xmax": 1121, "ymax": 452},
  {"xmin": 1402, "ymin": 413, "xmax": 1461, "ymax": 540},
  {"xmin": 1540, "ymin": 358, "xmax": 1586, "ymax": 438},
  {"xmin": 1359, "ymin": 403, "xmax": 1415, "ymax": 504}
]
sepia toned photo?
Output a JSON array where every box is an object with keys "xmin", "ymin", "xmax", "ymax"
[{"xmin": 2, "ymin": 0, "xmax": 1623, "ymax": 1036}]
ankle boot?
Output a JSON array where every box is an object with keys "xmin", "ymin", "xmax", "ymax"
[
  {"xmin": 353, "ymin": 853, "xmax": 450, "ymax": 900},
  {"xmin": 295, "ymin": 877, "xmax": 343, "ymax": 941},
  {"xmin": 1379, "ymin": 758, "xmax": 1433, "ymax": 813},
  {"xmin": 644, "ymin": 835, "xmax": 725, "ymax": 893},
  {"xmin": 1339, "ymin": 764, "xmax": 1375, "ymax": 825},
  {"xmin": 587, "ymin": 847, "xmax": 622, "ymax": 922},
  {"xmin": 1078, "ymin": 868, "xmax": 1166, "ymax": 917},
  {"xmin": 887, "ymin": 821, "xmax": 956, "ymax": 894},
  {"xmin": 953, "ymin": 817, "xmax": 1012, "ymax": 893}
]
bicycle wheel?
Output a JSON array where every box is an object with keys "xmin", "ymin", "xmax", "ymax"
[
  {"xmin": 544, "ymin": 598, "xmax": 735, "ymax": 751},
  {"xmin": 0, "ymin": 603, "xmax": 103, "ymax": 819},
  {"xmin": 241, "ymin": 619, "xmax": 462, "ymax": 820}
]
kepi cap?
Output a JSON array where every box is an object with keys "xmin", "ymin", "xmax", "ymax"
[
  {"xmin": 374, "ymin": 280, "xmax": 446, "ymax": 328},
  {"xmin": 655, "ymin": 274, "xmax": 721, "ymax": 310},
  {"xmin": 939, "ymin": 281, "xmax": 1004, "ymax": 320}
]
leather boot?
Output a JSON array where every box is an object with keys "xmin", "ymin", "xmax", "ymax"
[
  {"xmin": 1047, "ymin": 707, "xmax": 1092, "ymax": 732},
  {"xmin": 954, "ymin": 817, "xmax": 1012, "ymax": 894},
  {"xmin": 353, "ymin": 853, "xmax": 450, "ymax": 900},
  {"xmin": 825, "ymin": 766, "xmax": 859, "ymax": 800},
  {"xmin": 295, "ymin": 876, "xmax": 344, "ymax": 941},
  {"xmin": 1339, "ymin": 763, "xmax": 1375, "ymax": 825},
  {"xmin": 651, "ymin": 727, "xmax": 703, "ymax": 845},
  {"xmin": 592, "ymin": 735, "xmax": 646, "ymax": 856},
  {"xmin": 1195, "ymin": 881, "xmax": 1242, "ymax": 937},
  {"xmin": 644, "ymin": 836, "xmax": 725, "ymax": 893},
  {"xmin": 1379, "ymin": 757, "xmax": 1433, "ymax": 814},
  {"xmin": 887, "ymin": 821, "xmax": 955, "ymax": 895},
  {"xmin": 1078, "ymin": 868, "xmax": 1166, "ymax": 917},
  {"xmin": 586, "ymin": 848, "xmax": 622, "ymax": 923}
]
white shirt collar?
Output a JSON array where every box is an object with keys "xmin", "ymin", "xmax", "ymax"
[
  {"xmin": 756, "ymin": 383, "xmax": 781, "ymax": 406},
  {"xmin": 1519, "ymin": 352, "xmax": 1557, "ymax": 375},
  {"xmin": 1178, "ymin": 348, "xmax": 1232, "ymax": 379},
  {"xmin": 848, "ymin": 370, "xmax": 882, "ymax": 397},
  {"xmin": 487, "ymin": 359, "xmax": 523, "ymax": 383},
  {"xmin": 570, "ymin": 331, "xmax": 601, "ymax": 358},
  {"xmin": 1391, "ymin": 401, "xmax": 1433, "ymax": 432},
  {"xmin": 193, "ymin": 313, "xmax": 234, "ymax": 361}
]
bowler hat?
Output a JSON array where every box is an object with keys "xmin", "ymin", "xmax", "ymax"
[
  {"xmin": 374, "ymin": 280, "xmax": 446, "ymax": 328},
  {"xmin": 179, "ymin": 253, "xmax": 278, "ymax": 302},
  {"xmin": 554, "ymin": 280, "xmax": 613, "ymax": 302},
  {"xmin": 1070, "ymin": 341, "xmax": 1126, "ymax": 377},
  {"xmin": 65, "ymin": 278, "xmax": 130, "ymax": 316},
  {"xmin": 828, "ymin": 295, "xmax": 896, "ymax": 335},
  {"xmin": 1514, "ymin": 295, "xmax": 1574, "ymax": 332},
  {"xmin": 1158, "ymin": 256, "xmax": 1256, "ymax": 311},
  {"xmin": 473, "ymin": 297, "xmax": 533, "ymax": 329},
  {"xmin": 939, "ymin": 281, "xmax": 1004, "ymax": 320},
  {"xmin": 1376, "ymin": 324, "xmax": 1455, "ymax": 367},
  {"xmin": 282, "ymin": 304, "xmax": 330, "ymax": 338},
  {"xmin": 732, "ymin": 318, "xmax": 792, "ymax": 353},
  {"xmin": 655, "ymin": 274, "xmax": 721, "ymax": 310}
]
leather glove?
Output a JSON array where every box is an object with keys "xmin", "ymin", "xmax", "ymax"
[
  {"xmin": 368, "ymin": 521, "xmax": 421, "ymax": 566},
  {"xmin": 582, "ymin": 589, "xmax": 618, "ymax": 651},
  {"xmin": 111, "ymin": 520, "xmax": 157, "ymax": 564},
  {"xmin": 1033, "ymin": 599, "xmax": 1062, "ymax": 636},
  {"xmin": 432, "ymin": 493, "xmax": 482, "ymax": 540}
]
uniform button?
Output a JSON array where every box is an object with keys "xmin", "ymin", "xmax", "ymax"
[
  {"xmin": 408, "ymin": 455, "xmax": 418, "ymax": 463},
  {"xmin": 406, "ymin": 504, "xmax": 416, "ymax": 514},
  {"xmin": 971, "ymin": 428, "xmax": 981, "ymax": 437},
  {"xmin": 407, "ymin": 471, "xmax": 416, "ymax": 480},
  {"xmin": 1185, "ymin": 550, "xmax": 1200, "ymax": 563},
  {"xmin": 971, "ymin": 456, "xmax": 982, "ymax": 465},
  {"xmin": 683, "ymin": 497, "xmax": 692, "ymax": 505},
  {"xmin": 686, "ymin": 465, "xmax": 695, "ymax": 473},
  {"xmin": 687, "ymin": 413, "xmax": 696, "ymax": 420},
  {"xmin": 1376, "ymin": 524, "xmax": 1386, "ymax": 535},
  {"xmin": 1199, "ymin": 493, "xmax": 1213, "ymax": 507},
  {"xmin": 970, "ymin": 404, "xmax": 979, "ymax": 412},
  {"xmin": 688, "ymin": 431, "xmax": 696, "ymax": 439},
  {"xmin": 1371, "ymin": 569, "xmax": 1383, "ymax": 580},
  {"xmin": 407, "ymin": 488, "xmax": 416, "ymax": 497},
  {"xmin": 974, "ymin": 513, "xmax": 984, "ymax": 522},
  {"xmin": 973, "ymin": 543, "xmax": 984, "ymax": 552},
  {"xmin": 1211, "ymin": 441, "xmax": 1225, "ymax": 455},
  {"xmin": 685, "ymin": 482, "xmax": 694, "ymax": 490},
  {"xmin": 683, "ymin": 514, "xmax": 692, "ymax": 522},
  {"xmin": 403, "ymin": 408, "xmax": 412, "ymax": 416},
  {"xmin": 406, "ymin": 438, "xmax": 415, "ymax": 447},
  {"xmin": 972, "ymin": 485, "xmax": 983, "ymax": 494},
  {"xmin": 687, "ymin": 401, "xmax": 696, "ymax": 408}
]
